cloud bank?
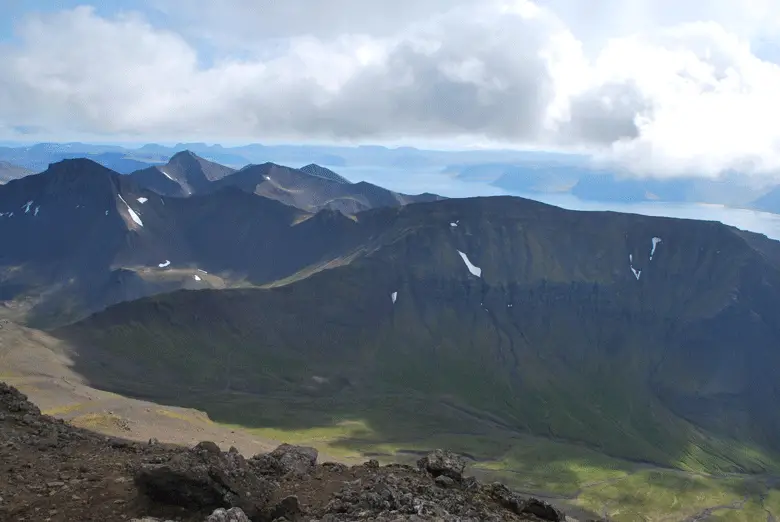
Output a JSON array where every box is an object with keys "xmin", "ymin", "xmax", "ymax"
[{"xmin": 1, "ymin": 0, "xmax": 780, "ymax": 178}]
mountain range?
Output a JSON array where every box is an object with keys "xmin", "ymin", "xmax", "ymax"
[
  {"xmin": 4, "ymin": 142, "xmax": 780, "ymax": 214},
  {"xmin": 53, "ymin": 192, "xmax": 780, "ymax": 473},
  {"xmin": 0, "ymin": 153, "xmax": 442, "ymax": 327},
  {"xmin": 2, "ymin": 148, "xmax": 780, "ymax": 507}
]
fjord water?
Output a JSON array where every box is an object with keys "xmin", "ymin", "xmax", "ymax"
[{"xmin": 339, "ymin": 165, "xmax": 780, "ymax": 241}]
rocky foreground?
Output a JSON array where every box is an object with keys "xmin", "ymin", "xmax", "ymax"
[{"xmin": 0, "ymin": 382, "xmax": 602, "ymax": 521}]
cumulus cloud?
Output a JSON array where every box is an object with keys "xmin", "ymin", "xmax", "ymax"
[{"xmin": 1, "ymin": 0, "xmax": 780, "ymax": 178}]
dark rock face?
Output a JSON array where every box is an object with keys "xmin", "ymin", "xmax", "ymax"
[{"xmin": 134, "ymin": 441, "xmax": 272, "ymax": 519}]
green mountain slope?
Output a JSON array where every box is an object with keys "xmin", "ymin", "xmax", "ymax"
[{"xmin": 57, "ymin": 196, "xmax": 780, "ymax": 473}]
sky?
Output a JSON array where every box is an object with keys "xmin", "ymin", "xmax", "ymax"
[{"xmin": 1, "ymin": 0, "xmax": 780, "ymax": 178}]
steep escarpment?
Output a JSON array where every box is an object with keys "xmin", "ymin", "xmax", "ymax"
[{"xmin": 58, "ymin": 196, "xmax": 780, "ymax": 471}]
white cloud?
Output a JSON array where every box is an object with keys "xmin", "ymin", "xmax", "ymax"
[{"xmin": 1, "ymin": 1, "xmax": 780, "ymax": 178}]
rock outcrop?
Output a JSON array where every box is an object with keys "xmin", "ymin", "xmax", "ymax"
[
  {"xmin": 134, "ymin": 441, "xmax": 272, "ymax": 519},
  {"xmin": 1, "ymin": 381, "xmax": 603, "ymax": 521}
]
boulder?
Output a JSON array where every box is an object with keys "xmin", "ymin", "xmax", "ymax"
[
  {"xmin": 250, "ymin": 444, "xmax": 318, "ymax": 477},
  {"xmin": 416, "ymin": 449, "xmax": 467, "ymax": 481},
  {"xmin": 206, "ymin": 507, "xmax": 250, "ymax": 522},
  {"xmin": 269, "ymin": 495, "xmax": 303, "ymax": 521},
  {"xmin": 134, "ymin": 440, "xmax": 272, "ymax": 520}
]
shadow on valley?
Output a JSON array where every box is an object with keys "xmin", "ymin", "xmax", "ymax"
[{"xmin": 52, "ymin": 196, "xmax": 780, "ymax": 519}]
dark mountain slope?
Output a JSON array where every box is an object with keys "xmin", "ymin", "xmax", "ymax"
[
  {"xmin": 58, "ymin": 196, "xmax": 780, "ymax": 472},
  {"xmin": 209, "ymin": 162, "xmax": 444, "ymax": 214},
  {"xmin": 130, "ymin": 150, "xmax": 236, "ymax": 197},
  {"xmin": 0, "ymin": 159, "xmax": 371, "ymax": 327},
  {"xmin": 0, "ymin": 161, "xmax": 33, "ymax": 182},
  {"xmin": 299, "ymin": 163, "xmax": 352, "ymax": 184}
]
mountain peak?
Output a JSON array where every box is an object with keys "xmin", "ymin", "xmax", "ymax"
[
  {"xmin": 19, "ymin": 158, "xmax": 121, "ymax": 189},
  {"xmin": 299, "ymin": 164, "xmax": 352, "ymax": 184},
  {"xmin": 130, "ymin": 150, "xmax": 236, "ymax": 197},
  {"xmin": 169, "ymin": 150, "xmax": 199, "ymax": 161}
]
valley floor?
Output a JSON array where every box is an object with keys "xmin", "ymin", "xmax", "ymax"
[{"xmin": 3, "ymin": 319, "xmax": 780, "ymax": 521}]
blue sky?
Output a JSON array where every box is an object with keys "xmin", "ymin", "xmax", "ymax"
[{"xmin": 1, "ymin": 1, "xmax": 780, "ymax": 179}]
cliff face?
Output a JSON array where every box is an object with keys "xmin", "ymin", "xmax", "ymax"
[{"xmin": 59, "ymin": 196, "xmax": 780, "ymax": 470}]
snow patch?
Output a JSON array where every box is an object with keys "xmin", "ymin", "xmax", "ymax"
[
  {"xmin": 137, "ymin": 197, "xmax": 148, "ymax": 204},
  {"xmin": 450, "ymin": 220, "xmax": 459, "ymax": 227},
  {"xmin": 457, "ymin": 250, "xmax": 482, "ymax": 277},
  {"xmin": 158, "ymin": 260, "xmax": 171, "ymax": 268},
  {"xmin": 160, "ymin": 169, "xmax": 175, "ymax": 181},
  {"xmin": 391, "ymin": 291, "xmax": 398, "ymax": 304},
  {"xmin": 650, "ymin": 237, "xmax": 662, "ymax": 260},
  {"xmin": 34, "ymin": 206, "xmax": 39, "ymax": 216},
  {"xmin": 193, "ymin": 275, "xmax": 201, "ymax": 281},
  {"xmin": 264, "ymin": 175, "xmax": 271, "ymax": 181},
  {"xmin": 105, "ymin": 210, "xmax": 109, "ymax": 216},
  {"xmin": 629, "ymin": 254, "xmax": 642, "ymax": 280},
  {"xmin": 22, "ymin": 201, "xmax": 33, "ymax": 213},
  {"xmin": 197, "ymin": 269, "xmax": 208, "ymax": 274},
  {"xmin": 117, "ymin": 194, "xmax": 144, "ymax": 227}
]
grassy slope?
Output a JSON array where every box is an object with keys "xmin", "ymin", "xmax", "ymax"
[
  {"xmin": 64, "ymin": 274, "xmax": 780, "ymax": 471},
  {"xmin": 55, "ymin": 196, "xmax": 780, "ymax": 519}
]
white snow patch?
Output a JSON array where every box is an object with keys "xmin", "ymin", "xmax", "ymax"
[
  {"xmin": 197, "ymin": 269, "xmax": 208, "ymax": 274},
  {"xmin": 450, "ymin": 222, "xmax": 458, "ymax": 227},
  {"xmin": 264, "ymin": 175, "xmax": 271, "ymax": 181},
  {"xmin": 391, "ymin": 291, "xmax": 398, "ymax": 304},
  {"xmin": 137, "ymin": 197, "xmax": 148, "ymax": 204},
  {"xmin": 193, "ymin": 275, "xmax": 201, "ymax": 281},
  {"xmin": 34, "ymin": 206, "xmax": 39, "ymax": 216},
  {"xmin": 160, "ymin": 169, "xmax": 175, "ymax": 181},
  {"xmin": 8, "ymin": 212, "xmax": 13, "ymax": 217},
  {"xmin": 650, "ymin": 237, "xmax": 662, "ymax": 260},
  {"xmin": 117, "ymin": 194, "xmax": 144, "ymax": 227},
  {"xmin": 158, "ymin": 260, "xmax": 171, "ymax": 268},
  {"xmin": 507, "ymin": 304, "xmax": 513, "ymax": 308},
  {"xmin": 629, "ymin": 253, "xmax": 642, "ymax": 280},
  {"xmin": 22, "ymin": 201, "xmax": 33, "ymax": 213},
  {"xmin": 105, "ymin": 210, "xmax": 109, "ymax": 216},
  {"xmin": 457, "ymin": 250, "xmax": 482, "ymax": 277}
]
